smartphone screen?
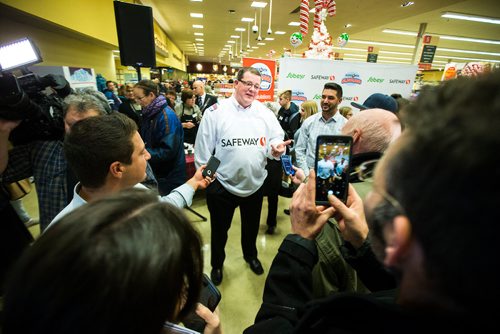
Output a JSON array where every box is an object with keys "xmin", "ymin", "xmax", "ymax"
[
  {"xmin": 315, "ymin": 135, "xmax": 353, "ymax": 205},
  {"xmin": 202, "ymin": 155, "xmax": 221, "ymax": 178},
  {"xmin": 281, "ymin": 154, "xmax": 295, "ymax": 176},
  {"xmin": 182, "ymin": 274, "xmax": 221, "ymax": 332}
]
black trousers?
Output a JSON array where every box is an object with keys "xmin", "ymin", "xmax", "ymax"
[
  {"xmin": 263, "ymin": 159, "xmax": 282, "ymax": 227},
  {"xmin": 206, "ymin": 179, "xmax": 264, "ymax": 269}
]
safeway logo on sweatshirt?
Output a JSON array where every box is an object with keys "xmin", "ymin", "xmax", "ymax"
[{"xmin": 221, "ymin": 137, "xmax": 266, "ymax": 147}]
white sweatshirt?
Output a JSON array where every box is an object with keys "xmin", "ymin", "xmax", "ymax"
[{"xmin": 195, "ymin": 96, "xmax": 284, "ymax": 197}]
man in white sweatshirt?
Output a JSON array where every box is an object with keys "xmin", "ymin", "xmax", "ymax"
[{"xmin": 195, "ymin": 67, "xmax": 290, "ymax": 285}]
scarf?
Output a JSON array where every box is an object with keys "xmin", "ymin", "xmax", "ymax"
[{"xmin": 142, "ymin": 95, "xmax": 167, "ymax": 119}]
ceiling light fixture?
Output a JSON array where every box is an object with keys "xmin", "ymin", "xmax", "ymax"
[
  {"xmin": 190, "ymin": 13, "xmax": 203, "ymax": 18},
  {"xmin": 194, "ymin": 32, "xmax": 204, "ymax": 36},
  {"xmin": 434, "ymin": 55, "xmax": 500, "ymax": 63},
  {"xmin": 265, "ymin": 37, "xmax": 274, "ymax": 41},
  {"xmin": 267, "ymin": 0, "xmax": 273, "ymax": 34},
  {"xmin": 195, "ymin": 38, "xmax": 204, "ymax": 41},
  {"xmin": 349, "ymin": 39, "xmax": 415, "ymax": 49},
  {"xmin": 241, "ymin": 17, "xmax": 254, "ymax": 22},
  {"xmin": 251, "ymin": 2, "xmax": 267, "ymax": 8},
  {"xmin": 192, "ymin": 24, "xmax": 204, "ymax": 29},
  {"xmin": 230, "ymin": 35, "xmax": 240, "ymax": 39},
  {"xmin": 383, "ymin": 29, "xmax": 500, "ymax": 45},
  {"xmin": 275, "ymin": 31, "xmax": 286, "ymax": 35},
  {"xmin": 288, "ymin": 22, "xmax": 301, "ymax": 26},
  {"xmin": 400, "ymin": 2, "xmax": 414, "ymax": 7},
  {"xmin": 235, "ymin": 28, "xmax": 246, "ymax": 32},
  {"xmin": 437, "ymin": 48, "xmax": 500, "ymax": 57},
  {"xmin": 441, "ymin": 11, "xmax": 500, "ymax": 25},
  {"xmin": 257, "ymin": 8, "xmax": 263, "ymax": 41}
]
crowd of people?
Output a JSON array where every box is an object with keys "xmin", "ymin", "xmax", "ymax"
[{"xmin": 2, "ymin": 66, "xmax": 499, "ymax": 333}]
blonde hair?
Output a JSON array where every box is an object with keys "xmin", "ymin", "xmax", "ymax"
[
  {"xmin": 339, "ymin": 106, "xmax": 353, "ymax": 118},
  {"xmin": 301, "ymin": 100, "xmax": 318, "ymax": 120}
]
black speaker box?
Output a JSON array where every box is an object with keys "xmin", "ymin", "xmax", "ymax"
[{"xmin": 113, "ymin": 1, "xmax": 156, "ymax": 68}]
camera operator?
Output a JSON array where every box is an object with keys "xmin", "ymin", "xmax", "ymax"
[
  {"xmin": 1, "ymin": 119, "xmax": 33, "ymax": 295},
  {"xmin": 0, "ymin": 93, "xmax": 107, "ymax": 231}
]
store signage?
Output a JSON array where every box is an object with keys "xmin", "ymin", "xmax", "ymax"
[
  {"xmin": 418, "ymin": 35, "xmax": 439, "ymax": 70},
  {"xmin": 242, "ymin": 57, "xmax": 276, "ymax": 102}
]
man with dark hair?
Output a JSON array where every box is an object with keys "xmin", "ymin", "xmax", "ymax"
[
  {"xmin": 246, "ymin": 73, "xmax": 500, "ymax": 332},
  {"xmin": 0, "ymin": 94, "xmax": 108, "ymax": 230},
  {"xmin": 48, "ymin": 113, "xmax": 212, "ymax": 226},
  {"xmin": 295, "ymin": 82, "xmax": 347, "ymax": 178},
  {"xmin": 103, "ymin": 80, "xmax": 122, "ymax": 111},
  {"xmin": 195, "ymin": 67, "xmax": 289, "ymax": 285}
]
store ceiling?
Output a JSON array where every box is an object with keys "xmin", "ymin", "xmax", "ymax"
[{"xmin": 144, "ymin": 0, "xmax": 500, "ymax": 69}]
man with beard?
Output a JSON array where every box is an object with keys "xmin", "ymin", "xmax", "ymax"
[{"xmin": 294, "ymin": 82, "xmax": 347, "ymax": 177}]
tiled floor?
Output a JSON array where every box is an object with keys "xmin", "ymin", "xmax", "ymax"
[{"xmin": 22, "ymin": 186, "xmax": 293, "ymax": 333}]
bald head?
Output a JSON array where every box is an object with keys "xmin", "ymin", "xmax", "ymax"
[
  {"xmin": 341, "ymin": 108, "xmax": 401, "ymax": 155},
  {"xmin": 192, "ymin": 80, "xmax": 205, "ymax": 97}
]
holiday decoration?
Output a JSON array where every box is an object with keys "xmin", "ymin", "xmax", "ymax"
[
  {"xmin": 290, "ymin": 32, "xmax": 303, "ymax": 48},
  {"xmin": 267, "ymin": 49, "xmax": 277, "ymax": 58},
  {"xmin": 303, "ymin": 0, "xmax": 337, "ymax": 59},
  {"xmin": 337, "ymin": 32, "xmax": 349, "ymax": 47},
  {"xmin": 314, "ymin": 0, "xmax": 336, "ymax": 30},
  {"xmin": 300, "ymin": 0, "xmax": 309, "ymax": 36}
]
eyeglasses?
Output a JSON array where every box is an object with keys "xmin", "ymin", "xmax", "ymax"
[
  {"xmin": 135, "ymin": 95, "xmax": 147, "ymax": 101},
  {"xmin": 238, "ymin": 79, "xmax": 261, "ymax": 90}
]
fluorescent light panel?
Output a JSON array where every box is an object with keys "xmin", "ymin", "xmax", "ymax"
[
  {"xmin": 190, "ymin": 13, "xmax": 203, "ymax": 18},
  {"xmin": 251, "ymin": 1, "xmax": 267, "ymax": 8},
  {"xmin": 288, "ymin": 22, "xmax": 300, "ymax": 26},
  {"xmin": 192, "ymin": 24, "xmax": 204, "ymax": 28},
  {"xmin": 441, "ymin": 12, "xmax": 500, "ymax": 25},
  {"xmin": 241, "ymin": 17, "xmax": 254, "ymax": 22},
  {"xmin": 275, "ymin": 31, "xmax": 286, "ymax": 35},
  {"xmin": 194, "ymin": 32, "xmax": 204, "ymax": 36},
  {"xmin": 383, "ymin": 29, "xmax": 500, "ymax": 45},
  {"xmin": 235, "ymin": 28, "xmax": 246, "ymax": 32}
]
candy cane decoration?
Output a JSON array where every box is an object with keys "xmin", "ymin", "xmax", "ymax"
[
  {"xmin": 314, "ymin": 0, "xmax": 336, "ymax": 30},
  {"xmin": 300, "ymin": 0, "xmax": 309, "ymax": 36}
]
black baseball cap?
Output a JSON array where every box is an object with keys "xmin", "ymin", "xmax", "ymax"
[{"xmin": 351, "ymin": 93, "xmax": 398, "ymax": 113}]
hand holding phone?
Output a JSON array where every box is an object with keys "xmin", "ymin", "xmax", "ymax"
[
  {"xmin": 182, "ymin": 274, "xmax": 221, "ymax": 332},
  {"xmin": 314, "ymin": 135, "xmax": 352, "ymax": 205},
  {"xmin": 202, "ymin": 155, "xmax": 221, "ymax": 178},
  {"xmin": 281, "ymin": 154, "xmax": 295, "ymax": 176}
]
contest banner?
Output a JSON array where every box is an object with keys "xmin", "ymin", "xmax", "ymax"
[
  {"xmin": 278, "ymin": 58, "xmax": 417, "ymax": 109},
  {"xmin": 242, "ymin": 57, "xmax": 276, "ymax": 102}
]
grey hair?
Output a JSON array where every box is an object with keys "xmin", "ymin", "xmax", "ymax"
[{"xmin": 63, "ymin": 90, "xmax": 110, "ymax": 116}]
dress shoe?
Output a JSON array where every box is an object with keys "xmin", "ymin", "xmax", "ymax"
[
  {"xmin": 247, "ymin": 258, "xmax": 264, "ymax": 275},
  {"xmin": 210, "ymin": 268, "xmax": 223, "ymax": 285},
  {"xmin": 283, "ymin": 209, "xmax": 290, "ymax": 215},
  {"xmin": 265, "ymin": 226, "xmax": 276, "ymax": 235}
]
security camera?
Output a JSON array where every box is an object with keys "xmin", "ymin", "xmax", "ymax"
[{"xmin": 252, "ymin": 25, "xmax": 258, "ymax": 33}]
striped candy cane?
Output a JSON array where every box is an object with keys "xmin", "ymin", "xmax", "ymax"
[
  {"xmin": 314, "ymin": 0, "xmax": 336, "ymax": 30},
  {"xmin": 299, "ymin": 0, "xmax": 309, "ymax": 36}
]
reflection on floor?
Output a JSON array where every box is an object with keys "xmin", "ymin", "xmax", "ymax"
[{"xmin": 22, "ymin": 186, "xmax": 293, "ymax": 334}]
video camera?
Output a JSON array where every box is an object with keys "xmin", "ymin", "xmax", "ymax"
[{"xmin": 0, "ymin": 38, "xmax": 71, "ymax": 144}]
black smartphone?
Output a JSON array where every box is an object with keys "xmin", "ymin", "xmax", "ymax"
[
  {"xmin": 281, "ymin": 154, "xmax": 295, "ymax": 176},
  {"xmin": 202, "ymin": 155, "xmax": 220, "ymax": 178},
  {"xmin": 314, "ymin": 135, "xmax": 353, "ymax": 205},
  {"xmin": 182, "ymin": 274, "xmax": 222, "ymax": 332}
]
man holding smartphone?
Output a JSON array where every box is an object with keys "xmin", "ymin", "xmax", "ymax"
[
  {"xmin": 195, "ymin": 67, "xmax": 289, "ymax": 285},
  {"xmin": 294, "ymin": 82, "xmax": 347, "ymax": 178}
]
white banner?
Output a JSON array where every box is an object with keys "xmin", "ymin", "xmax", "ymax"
[{"xmin": 278, "ymin": 58, "xmax": 417, "ymax": 109}]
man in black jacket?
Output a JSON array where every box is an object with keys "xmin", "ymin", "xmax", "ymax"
[
  {"xmin": 192, "ymin": 80, "xmax": 218, "ymax": 115},
  {"xmin": 245, "ymin": 73, "xmax": 500, "ymax": 333}
]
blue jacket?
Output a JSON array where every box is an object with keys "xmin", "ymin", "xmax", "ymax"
[{"xmin": 141, "ymin": 105, "xmax": 186, "ymax": 195}]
